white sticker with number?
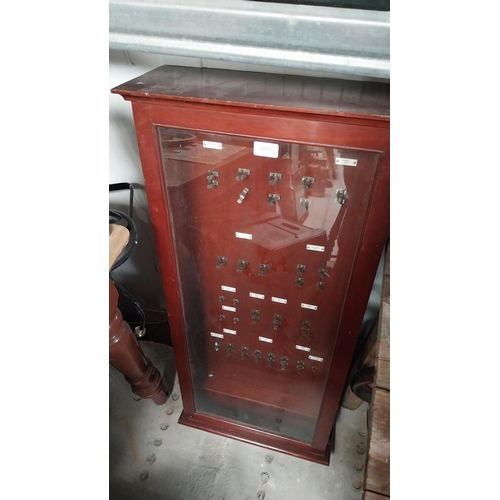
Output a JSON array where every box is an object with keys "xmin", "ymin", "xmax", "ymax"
[
  {"xmin": 210, "ymin": 332, "xmax": 224, "ymax": 338},
  {"xmin": 222, "ymin": 305, "xmax": 236, "ymax": 312},
  {"xmin": 253, "ymin": 141, "xmax": 279, "ymax": 159},
  {"xmin": 223, "ymin": 328, "xmax": 237, "ymax": 335},
  {"xmin": 249, "ymin": 292, "xmax": 265, "ymax": 299},
  {"xmin": 221, "ymin": 285, "xmax": 236, "ymax": 292}
]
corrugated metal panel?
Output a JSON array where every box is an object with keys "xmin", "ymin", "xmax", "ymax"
[{"xmin": 109, "ymin": 0, "xmax": 390, "ymax": 79}]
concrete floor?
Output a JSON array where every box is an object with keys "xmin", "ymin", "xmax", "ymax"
[{"xmin": 110, "ymin": 341, "xmax": 369, "ymax": 500}]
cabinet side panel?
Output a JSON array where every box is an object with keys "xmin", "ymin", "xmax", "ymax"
[
  {"xmin": 312, "ymin": 148, "xmax": 389, "ymax": 449},
  {"xmin": 130, "ymin": 101, "xmax": 197, "ymax": 414}
]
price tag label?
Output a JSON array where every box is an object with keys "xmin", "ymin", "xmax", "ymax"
[
  {"xmin": 272, "ymin": 297, "xmax": 287, "ymax": 304},
  {"xmin": 254, "ymin": 141, "xmax": 279, "ymax": 158},
  {"xmin": 308, "ymin": 355, "xmax": 324, "ymax": 362},
  {"xmin": 335, "ymin": 157, "xmax": 357, "ymax": 166},
  {"xmin": 236, "ymin": 232, "xmax": 252, "ymax": 240},
  {"xmin": 259, "ymin": 336, "xmax": 273, "ymax": 343},
  {"xmin": 306, "ymin": 244, "xmax": 325, "ymax": 252},
  {"xmin": 296, "ymin": 345, "xmax": 311, "ymax": 352},
  {"xmin": 301, "ymin": 303, "xmax": 318, "ymax": 310},
  {"xmin": 203, "ymin": 141, "xmax": 222, "ymax": 150}
]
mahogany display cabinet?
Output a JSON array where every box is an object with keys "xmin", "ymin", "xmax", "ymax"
[{"xmin": 111, "ymin": 66, "xmax": 389, "ymax": 465}]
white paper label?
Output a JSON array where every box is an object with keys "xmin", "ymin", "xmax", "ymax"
[
  {"xmin": 210, "ymin": 332, "xmax": 224, "ymax": 338},
  {"xmin": 236, "ymin": 232, "xmax": 252, "ymax": 240},
  {"xmin": 253, "ymin": 141, "xmax": 279, "ymax": 158},
  {"xmin": 249, "ymin": 292, "xmax": 265, "ymax": 299},
  {"xmin": 301, "ymin": 303, "xmax": 318, "ymax": 310},
  {"xmin": 308, "ymin": 355, "xmax": 324, "ymax": 362},
  {"xmin": 223, "ymin": 328, "xmax": 237, "ymax": 335},
  {"xmin": 272, "ymin": 297, "xmax": 287, "ymax": 304},
  {"xmin": 335, "ymin": 157, "xmax": 358, "ymax": 166},
  {"xmin": 221, "ymin": 285, "xmax": 236, "ymax": 292},
  {"xmin": 222, "ymin": 305, "xmax": 236, "ymax": 312},
  {"xmin": 306, "ymin": 244, "xmax": 325, "ymax": 252},
  {"xmin": 296, "ymin": 345, "xmax": 311, "ymax": 352},
  {"xmin": 259, "ymin": 336, "xmax": 273, "ymax": 343},
  {"xmin": 203, "ymin": 140, "xmax": 222, "ymax": 150}
]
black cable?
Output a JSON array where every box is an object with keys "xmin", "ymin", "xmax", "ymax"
[
  {"xmin": 109, "ymin": 183, "xmax": 135, "ymax": 219},
  {"xmin": 109, "ymin": 209, "xmax": 139, "ymax": 272},
  {"xmin": 110, "ymin": 276, "xmax": 146, "ymax": 335},
  {"xmin": 109, "ymin": 204, "xmax": 145, "ymax": 335}
]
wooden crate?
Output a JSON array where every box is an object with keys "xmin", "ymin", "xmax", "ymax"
[{"xmin": 363, "ymin": 244, "xmax": 390, "ymax": 498}]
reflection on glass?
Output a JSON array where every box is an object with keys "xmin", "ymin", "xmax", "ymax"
[{"xmin": 159, "ymin": 127, "xmax": 380, "ymax": 443}]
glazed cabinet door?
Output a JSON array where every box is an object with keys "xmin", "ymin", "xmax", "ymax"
[{"xmin": 157, "ymin": 127, "xmax": 382, "ymax": 445}]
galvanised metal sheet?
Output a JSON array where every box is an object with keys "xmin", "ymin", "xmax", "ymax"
[{"xmin": 109, "ymin": 0, "xmax": 390, "ymax": 79}]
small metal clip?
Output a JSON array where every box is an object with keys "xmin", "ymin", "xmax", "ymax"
[
  {"xmin": 267, "ymin": 193, "xmax": 281, "ymax": 206},
  {"xmin": 273, "ymin": 314, "xmax": 282, "ymax": 330},
  {"xmin": 295, "ymin": 277, "xmax": 305, "ymax": 288},
  {"xmin": 302, "ymin": 176, "xmax": 315, "ymax": 189},
  {"xmin": 258, "ymin": 264, "xmax": 270, "ymax": 276},
  {"xmin": 237, "ymin": 187, "xmax": 249, "ymax": 203},
  {"xmin": 268, "ymin": 353, "xmax": 276, "ymax": 366},
  {"xmin": 297, "ymin": 360, "xmax": 306, "ymax": 374},
  {"xmin": 237, "ymin": 260, "xmax": 249, "ymax": 273},
  {"xmin": 207, "ymin": 170, "xmax": 219, "ymax": 189},
  {"xmin": 269, "ymin": 172, "xmax": 283, "ymax": 186},
  {"xmin": 254, "ymin": 349, "xmax": 262, "ymax": 363},
  {"xmin": 318, "ymin": 268, "xmax": 330, "ymax": 278},
  {"xmin": 236, "ymin": 168, "xmax": 250, "ymax": 181},
  {"xmin": 280, "ymin": 356, "xmax": 289, "ymax": 370},
  {"xmin": 251, "ymin": 309, "xmax": 261, "ymax": 325},
  {"xmin": 216, "ymin": 256, "xmax": 228, "ymax": 269},
  {"xmin": 316, "ymin": 281, "xmax": 326, "ymax": 291},
  {"xmin": 300, "ymin": 198, "xmax": 312, "ymax": 211},
  {"xmin": 296, "ymin": 264, "xmax": 307, "ymax": 274},
  {"xmin": 301, "ymin": 320, "xmax": 311, "ymax": 335},
  {"xmin": 336, "ymin": 188, "xmax": 347, "ymax": 205}
]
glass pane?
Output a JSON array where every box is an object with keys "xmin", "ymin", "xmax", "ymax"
[{"xmin": 158, "ymin": 127, "xmax": 380, "ymax": 443}]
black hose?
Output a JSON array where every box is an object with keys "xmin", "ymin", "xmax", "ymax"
[
  {"xmin": 110, "ymin": 276, "xmax": 146, "ymax": 335},
  {"xmin": 109, "ymin": 207, "xmax": 145, "ymax": 335}
]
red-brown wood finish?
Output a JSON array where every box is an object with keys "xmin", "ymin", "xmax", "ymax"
[
  {"xmin": 112, "ymin": 66, "xmax": 389, "ymax": 463},
  {"xmin": 109, "ymin": 278, "xmax": 167, "ymax": 405}
]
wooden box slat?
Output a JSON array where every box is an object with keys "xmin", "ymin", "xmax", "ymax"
[
  {"xmin": 363, "ymin": 491, "xmax": 389, "ymax": 500},
  {"xmin": 365, "ymin": 388, "xmax": 390, "ymax": 495},
  {"xmin": 364, "ymin": 243, "xmax": 390, "ymax": 497}
]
